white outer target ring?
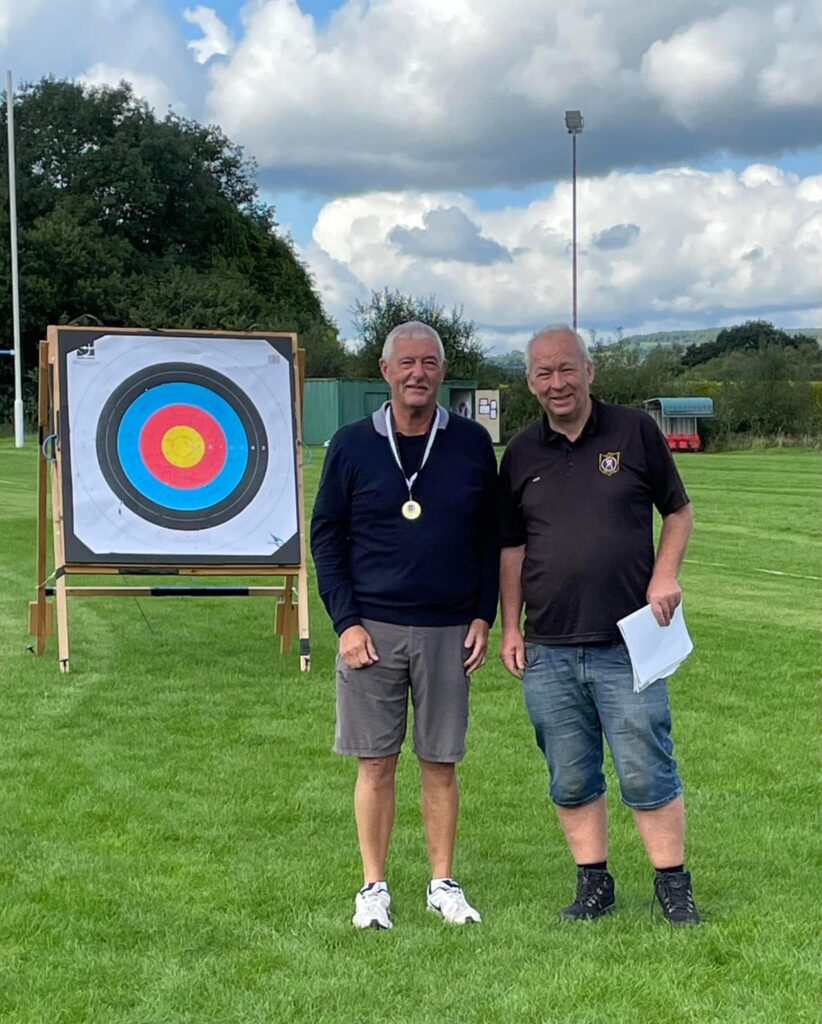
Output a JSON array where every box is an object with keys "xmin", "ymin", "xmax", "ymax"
[{"xmin": 66, "ymin": 335, "xmax": 298, "ymax": 558}]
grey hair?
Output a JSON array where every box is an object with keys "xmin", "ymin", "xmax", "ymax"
[
  {"xmin": 382, "ymin": 321, "xmax": 445, "ymax": 362},
  {"xmin": 524, "ymin": 323, "xmax": 590, "ymax": 373}
]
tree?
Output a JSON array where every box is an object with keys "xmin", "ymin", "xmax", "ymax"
[
  {"xmin": 682, "ymin": 320, "xmax": 804, "ymax": 368},
  {"xmin": 348, "ymin": 289, "xmax": 486, "ymax": 379},
  {"xmin": 499, "ymin": 375, "xmax": 539, "ymax": 442},
  {"xmin": 0, "ymin": 77, "xmax": 345, "ymax": 417},
  {"xmin": 591, "ymin": 340, "xmax": 687, "ymax": 407},
  {"xmin": 707, "ymin": 345, "xmax": 816, "ymax": 438}
]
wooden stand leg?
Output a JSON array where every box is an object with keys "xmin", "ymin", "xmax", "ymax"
[
  {"xmin": 33, "ymin": 340, "xmax": 50, "ymax": 654},
  {"xmin": 294, "ymin": 347, "xmax": 310, "ymax": 672},
  {"xmin": 29, "ymin": 599, "xmax": 54, "ymax": 647},
  {"xmin": 49, "ymin": 332, "xmax": 70, "ymax": 672},
  {"xmin": 32, "ymin": 601, "xmax": 49, "ymax": 655},
  {"xmin": 297, "ymin": 564, "xmax": 310, "ymax": 673},
  {"xmin": 52, "ymin": 479, "xmax": 70, "ymax": 673},
  {"xmin": 276, "ymin": 576, "xmax": 298, "ymax": 655},
  {"xmin": 54, "ymin": 574, "xmax": 70, "ymax": 673}
]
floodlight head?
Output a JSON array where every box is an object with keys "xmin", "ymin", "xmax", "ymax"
[{"xmin": 565, "ymin": 110, "xmax": 584, "ymax": 133}]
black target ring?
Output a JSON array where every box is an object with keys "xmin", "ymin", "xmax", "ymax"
[{"xmin": 96, "ymin": 363, "xmax": 269, "ymax": 531}]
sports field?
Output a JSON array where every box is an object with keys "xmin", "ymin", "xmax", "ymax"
[{"xmin": 0, "ymin": 440, "xmax": 819, "ymax": 1024}]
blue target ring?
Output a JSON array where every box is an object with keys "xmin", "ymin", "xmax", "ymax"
[
  {"xmin": 96, "ymin": 364, "xmax": 269, "ymax": 530},
  {"xmin": 117, "ymin": 383, "xmax": 248, "ymax": 511}
]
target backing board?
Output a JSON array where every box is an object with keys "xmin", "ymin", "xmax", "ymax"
[{"xmin": 55, "ymin": 328, "xmax": 302, "ymax": 566}]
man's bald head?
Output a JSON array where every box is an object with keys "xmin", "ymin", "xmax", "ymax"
[{"xmin": 524, "ymin": 325, "xmax": 590, "ymax": 373}]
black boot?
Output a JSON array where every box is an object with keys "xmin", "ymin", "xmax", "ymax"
[
  {"xmin": 560, "ymin": 867, "xmax": 616, "ymax": 920},
  {"xmin": 654, "ymin": 869, "xmax": 701, "ymax": 926}
]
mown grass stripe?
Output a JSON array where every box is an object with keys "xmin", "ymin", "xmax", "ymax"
[{"xmin": 685, "ymin": 558, "xmax": 822, "ymax": 582}]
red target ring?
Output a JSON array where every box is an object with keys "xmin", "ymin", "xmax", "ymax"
[{"xmin": 138, "ymin": 403, "xmax": 227, "ymax": 489}]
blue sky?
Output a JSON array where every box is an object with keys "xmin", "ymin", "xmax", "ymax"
[
  {"xmin": 171, "ymin": 0, "xmax": 341, "ymax": 30},
  {"xmin": 2, "ymin": 0, "xmax": 820, "ymax": 349}
]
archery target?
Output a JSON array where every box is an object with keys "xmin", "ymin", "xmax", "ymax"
[
  {"xmin": 96, "ymin": 365, "xmax": 268, "ymax": 529},
  {"xmin": 63, "ymin": 333, "xmax": 299, "ymax": 563}
]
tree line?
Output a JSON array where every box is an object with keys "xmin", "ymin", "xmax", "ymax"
[
  {"xmin": 290, "ymin": 289, "xmax": 822, "ymax": 449},
  {"xmin": 501, "ymin": 321, "xmax": 822, "ymax": 446}
]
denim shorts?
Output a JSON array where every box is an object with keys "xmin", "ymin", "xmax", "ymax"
[{"xmin": 522, "ymin": 642, "xmax": 682, "ymax": 811}]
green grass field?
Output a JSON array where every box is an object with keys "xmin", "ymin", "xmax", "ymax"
[{"xmin": 0, "ymin": 440, "xmax": 820, "ymax": 1024}]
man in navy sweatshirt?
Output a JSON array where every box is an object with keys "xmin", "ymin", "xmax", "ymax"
[{"xmin": 311, "ymin": 321, "xmax": 499, "ymax": 930}]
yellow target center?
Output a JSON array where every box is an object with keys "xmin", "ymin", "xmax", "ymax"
[{"xmin": 161, "ymin": 425, "xmax": 205, "ymax": 468}]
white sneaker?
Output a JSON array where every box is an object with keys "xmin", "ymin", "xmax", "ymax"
[
  {"xmin": 352, "ymin": 882, "xmax": 392, "ymax": 929},
  {"xmin": 426, "ymin": 878, "xmax": 482, "ymax": 924}
]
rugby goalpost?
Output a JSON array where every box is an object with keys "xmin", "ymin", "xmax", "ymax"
[{"xmin": 30, "ymin": 326, "xmax": 311, "ymax": 673}]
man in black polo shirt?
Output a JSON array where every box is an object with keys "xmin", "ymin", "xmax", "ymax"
[{"xmin": 499, "ymin": 325, "xmax": 700, "ymax": 927}]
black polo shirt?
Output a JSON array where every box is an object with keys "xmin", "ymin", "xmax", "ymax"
[{"xmin": 500, "ymin": 398, "xmax": 689, "ymax": 644}]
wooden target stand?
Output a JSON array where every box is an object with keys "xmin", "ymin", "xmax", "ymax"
[{"xmin": 30, "ymin": 330, "xmax": 311, "ymax": 673}]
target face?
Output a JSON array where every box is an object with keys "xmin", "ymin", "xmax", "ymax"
[
  {"xmin": 97, "ymin": 364, "xmax": 268, "ymax": 530},
  {"xmin": 59, "ymin": 331, "xmax": 300, "ymax": 565}
]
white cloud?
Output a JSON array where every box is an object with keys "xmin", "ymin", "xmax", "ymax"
[
  {"xmin": 1, "ymin": 1, "xmax": 205, "ymax": 118},
  {"xmin": 642, "ymin": 3, "xmax": 822, "ymax": 125},
  {"xmin": 758, "ymin": 45, "xmax": 821, "ymax": 108},
  {"xmin": 310, "ymin": 166, "xmax": 822, "ymax": 336},
  {"xmin": 91, "ymin": 0, "xmax": 140, "ymax": 16},
  {"xmin": 776, "ymin": 307, "xmax": 822, "ymax": 328},
  {"xmin": 306, "ymin": 245, "xmax": 370, "ymax": 327},
  {"xmin": 758, "ymin": 2, "xmax": 822, "ymax": 107},
  {"xmin": 184, "ymin": 5, "xmax": 234, "ymax": 64},
  {"xmin": 473, "ymin": 327, "xmax": 533, "ymax": 356},
  {"xmin": 78, "ymin": 63, "xmax": 179, "ymax": 112},
  {"xmin": 0, "ymin": 0, "xmax": 46, "ymax": 44},
  {"xmin": 640, "ymin": 9, "xmax": 763, "ymax": 127},
  {"xmin": 390, "ymin": 207, "xmax": 512, "ymax": 264},
  {"xmin": 202, "ymin": 0, "xmax": 821, "ymax": 192}
]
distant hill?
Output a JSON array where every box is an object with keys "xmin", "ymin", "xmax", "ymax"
[
  {"xmin": 488, "ymin": 327, "xmax": 822, "ymax": 365},
  {"xmin": 625, "ymin": 327, "xmax": 822, "ymax": 355},
  {"xmin": 487, "ymin": 351, "xmax": 527, "ymax": 369},
  {"xmin": 622, "ymin": 328, "xmax": 719, "ymax": 353}
]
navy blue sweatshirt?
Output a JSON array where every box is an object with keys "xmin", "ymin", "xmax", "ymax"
[{"xmin": 311, "ymin": 404, "xmax": 499, "ymax": 635}]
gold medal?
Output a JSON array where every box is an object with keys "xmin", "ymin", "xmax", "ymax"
[
  {"xmin": 402, "ymin": 499, "xmax": 422, "ymax": 520},
  {"xmin": 385, "ymin": 406, "xmax": 440, "ymax": 525}
]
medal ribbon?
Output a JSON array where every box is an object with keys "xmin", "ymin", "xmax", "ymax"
[{"xmin": 385, "ymin": 405, "xmax": 441, "ymax": 501}]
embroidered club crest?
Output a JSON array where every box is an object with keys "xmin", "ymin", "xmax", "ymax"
[{"xmin": 599, "ymin": 451, "xmax": 620, "ymax": 476}]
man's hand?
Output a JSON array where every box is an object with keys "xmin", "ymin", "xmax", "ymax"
[
  {"xmin": 463, "ymin": 619, "xmax": 490, "ymax": 675},
  {"xmin": 647, "ymin": 573, "xmax": 682, "ymax": 627},
  {"xmin": 500, "ymin": 626, "xmax": 526, "ymax": 679},
  {"xmin": 339, "ymin": 624, "xmax": 379, "ymax": 668}
]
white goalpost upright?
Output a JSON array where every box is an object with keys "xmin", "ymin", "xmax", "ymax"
[{"xmin": 6, "ymin": 69, "xmax": 24, "ymax": 448}]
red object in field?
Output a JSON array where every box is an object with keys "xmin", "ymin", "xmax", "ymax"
[
  {"xmin": 665, "ymin": 433, "xmax": 701, "ymax": 452},
  {"xmin": 644, "ymin": 398, "xmax": 713, "ymax": 454}
]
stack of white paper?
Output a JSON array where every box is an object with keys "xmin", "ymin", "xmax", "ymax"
[{"xmin": 617, "ymin": 603, "xmax": 693, "ymax": 693}]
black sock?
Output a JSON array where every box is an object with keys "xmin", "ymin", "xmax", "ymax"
[
  {"xmin": 578, "ymin": 860, "xmax": 608, "ymax": 871},
  {"xmin": 656, "ymin": 864, "xmax": 684, "ymax": 874}
]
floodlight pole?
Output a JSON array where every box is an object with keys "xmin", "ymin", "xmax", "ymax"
[
  {"xmin": 572, "ymin": 130, "xmax": 577, "ymax": 331},
  {"xmin": 6, "ymin": 70, "xmax": 23, "ymax": 447},
  {"xmin": 564, "ymin": 110, "xmax": 584, "ymax": 332}
]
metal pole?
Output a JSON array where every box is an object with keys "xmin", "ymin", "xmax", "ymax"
[
  {"xmin": 6, "ymin": 70, "xmax": 23, "ymax": 447},
  {"xmin": 571, "ymin": 131, "xmax": 577, "ymax": 331}
]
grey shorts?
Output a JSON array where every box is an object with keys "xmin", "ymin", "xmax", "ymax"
[{"xmin": 335, "ymin": 619, "xmax": 472, "ymax": 763}]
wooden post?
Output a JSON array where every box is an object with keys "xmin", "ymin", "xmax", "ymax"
[
  {"xmin": 48, "ymin": 330, "xmax": 70, "ymax": 672},
  {"xmin": 276, "ymin": 575, "xmax": 298, "ymax": 654},
  {"xmin": 32, "ymin": 341, "xmax": 51, "ymax": 653},
  {"xmin": 294, "ymin": 348, "xmax": 310, "ymax": 671},
  {"xmin": 296, "ymin": 347, "xmax": 306, "ymax": 415}
]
